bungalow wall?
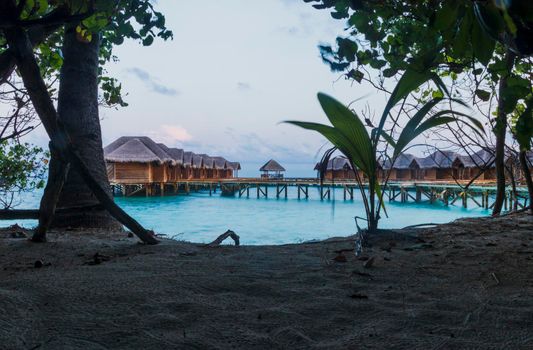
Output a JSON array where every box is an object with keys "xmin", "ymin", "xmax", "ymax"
[
  {"xmin": 112, "ymin": 162, "xmax": 151, "ymax": 184},
  {"xmin": 192, "ymin": 168, "xmax": 202, "ymax": 179},
  {"xmin": 396, "ymin": 169, "xmax": 412, "ymax": 181},
  {"xmin": 455, "ymin": 167, "xmax": 470, "ymax": 180},
  {"xmin": 411, "ymin": 168, "xmax": 425, "ymax": 180},
  {"xmin": 422, "ymin": 168, "xmax": 454, "ymax": 181},
  {"xmin": 388, "ymin": 169, "xmax": 412, "ymax": 181},
  {"xmin": 324, "ymin": 169, "xmax": 356, "ymax": 180},
  {"xmin": 106, "ymin": 163, "xmax": 115, "ymax": 181},
  {"xmin": 479, "ymin": 168, "xmax": 496, "ymax": 180},
  {"xmin": 152, "ymin": 164, "xmax": 167, "ymax": 183}
]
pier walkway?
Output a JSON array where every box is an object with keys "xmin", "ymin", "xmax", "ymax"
[{"xmin": 111, "ymin": 178, "xmax": 530, "ymax": 210}]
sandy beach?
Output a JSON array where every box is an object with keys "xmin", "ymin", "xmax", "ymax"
[{"xmin": 1, "ymin": 213, "xmax": 532, "ymax": 349}]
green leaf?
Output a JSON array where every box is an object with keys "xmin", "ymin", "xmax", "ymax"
[
  {"xmin": 475, "ymin": 89, "xmax": 491, "ymax": 101},
  {"xmin": 347, "ymin": 69, "xmax": 364, "ymax": 83},
  {"xmin": 473, "ymin": 2, "xmax": 506, "ymax": 40},
  {"xmin": 433, "ymin": 1, "xmax": 459, "ymax": 30},
  {"xmin": 316, "ymin": 93, "xmax": 375, "ymax": 173},
  {"xmin": 374, "ymin": 68, "xmax": 433, "ymax": 145},
  {"xmin": 432, "ymin": 90, "xmax": 444, "ymax": 99},
  {"xmin": 337, "ymin": 37, "xmax": 358, "ymax": 62},
  {"xmin": 472, "ymin": 16, "xmax": 496, "ymax": 66},
  {"xmin": 284, "ymin": 120, "xmax": 370, "ymax": 174},
  {"xmin": 142, "ymin": 35, "xmax": 154, "ymax": 46},
  {"xmin": 515, "ymin": 96, "xmax": 533, "ymax": 151}
]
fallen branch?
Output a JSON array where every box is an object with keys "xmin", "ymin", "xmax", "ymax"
[{"xmin": 208, "ymin": 230, "xmax": 240, "ymax": 246}]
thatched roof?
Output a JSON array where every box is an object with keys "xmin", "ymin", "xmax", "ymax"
[
  {"xmin": 211, "ymin": 156, "xmax": 228, "ymax": 170},
  {"xmin": 198, "ymin": 154, "xmax": 214, "ymax": 169},
  {"xmin": 104, "ymin": 137, "xmax": 241, "ymax": 170},
  {"xmin": 167, "ymin": 148, "xmax": 184, "ymax": 165},
  {"xmin": 314, "ymin": 156, "xmax": 352, "ymax": 171},
  {"xmin": 192, "ymin": 154, "xmax": 204, "ymax": 169},
  {"xmin": 156, "ymin": 143, "xmax": 183, "ymax": 166},
  {"xmin": 459, "ymin": 149, "xmax": 496, "ymax": 168},
  {"xmin": 228, "ymin": 162, "xmax": 241, "ymax": 171},
  {"xmin": 260, "ymin": 159, "xmax": 285, "ymax": 172},
  {"xmin": 183, "ymin": 152, "xmax": 194, "ymax": 167},
  {"xmin": 104, "ymin": 137, "xmax": 173, "ymax": 164},
  {"xmin": 416, "ymin": 151, "xmax": 459, "ymax": 169},
  {"xmin": 382, "ymin": 153, "xmax": 416, "ymax": 170}
]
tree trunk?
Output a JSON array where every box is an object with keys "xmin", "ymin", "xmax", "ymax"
[
  {"xmin": 492, "ymin": 50, "xmax": 516, "ymax": 216},
  {"xmin": 51, "ymin": 25, "xmax": 120, "ymax": 229},
  {"xmin": 519, "ymin": 151, "xmax": 533, "ymax": 214}
]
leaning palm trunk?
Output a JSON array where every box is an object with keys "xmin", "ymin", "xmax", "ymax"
[
  {"xmin": 287, "ymin": 69, "xmax": 484, "ymax": 234},
  {"xmin": 52, "ymin": 25, "xmax": 120, "ymax": 229}
]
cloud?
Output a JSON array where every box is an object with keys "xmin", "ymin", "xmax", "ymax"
[
  {"xmin": 127, "ymin": 67, "xmax": 179, "ymax": 96},
  {"xmin": 161, "ymin": 125, "xmax": 193, "ymax": 142},
  {"xmin": 212, "ymin": 129, "xmax": 318, "ymax": 163},
  {"xmin": 147, "ymin": 125, "xmax": 193, "ymax": 145},
  {"xmin": 236, "ymin": 82, "xmax": 252, "ymax": 91}
]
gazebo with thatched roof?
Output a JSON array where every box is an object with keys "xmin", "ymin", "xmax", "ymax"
[{"xmin": 260, "ymin": 159, "xmax": 285, "ymax": 179}]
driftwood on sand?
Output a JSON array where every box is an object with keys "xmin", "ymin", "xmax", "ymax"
[{"xmin": 208, "ymin": 230, "xmax": 240, "ymax": 246}]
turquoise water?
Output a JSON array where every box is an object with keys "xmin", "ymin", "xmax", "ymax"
[{"xmin": 3, "ymin": 186, "xmax": 489, "ymax": 245}]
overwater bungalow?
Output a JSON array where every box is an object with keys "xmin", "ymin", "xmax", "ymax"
[
  {"xmin": 104, "ymin": 136, "xmax": 174, "ymax": 184},
  {"xmin": 415, "ymin": 151, "xmax": 459, "ymax": 181},
  {"xmin": 228, "ymin": 162, "xmax": 241, "ymax": 177},
  {"xmin": 191, "ymin": 154, "xmax": 204, "ymax": 179},
  {"xmin": 212, "ymin": 156, "xmax": 230, "ymax": 178},
  {"xmin": 183, "ymin": 151, "xmax": 194, "ymax": 179},
  {"xmin": 104, "ymin": 137, "xmax": 241, "ymax": 184},
  {"xmin": 455, "ymin": 149, "xmax": 496, "ymax": 180},
  {"xmin": 157, "ymin": 143, "xmax": 184, "ymax": 182},
  {"xmin": 260, "ymin": 159, "xmax": 285, "ymax": 179},
  {"xmin": 381, "ymin": 154, "xmax": 417, "ymax": 181},
  {"xmin": 314, "ymin": 156, "xmax": 355, "ymax": 180},
  {"xmin": 199, "ymin": 154, "xmax": 214, "ymax": 179}
]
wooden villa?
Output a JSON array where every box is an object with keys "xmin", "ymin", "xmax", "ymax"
[
  {"xmin": 104, "ymin": 137, "xmax": 241, "ymax": 186},
  {"xmin": 260, "ymin": 159, "xmax": 285, "ymax": 179},
  {"xmin": 381, "ymin": 154, "xmax": 417, "ymax": 181},
  {"xmin": 413, "ymin": 151, "xmax": 459, "ymax": 181},
  {"xmin": 228, "ymin": 161, "xmax": 241, "ymax": 177},
  {"xmin": 457, "ymin": 149, "xmax": 496, "ymax": 181},
  {"xmin": 375, "ymin": 149, "xmax": 502, "ymax": 182},
  {"xmin": 104, "ymin": 136, "xmax": 174, "ymax": 184},
  {"xmin": 315, "ymin": 156, "xmax": 356, "ymax": 180}
]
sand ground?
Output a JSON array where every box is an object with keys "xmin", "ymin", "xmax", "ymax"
[{"xmin": 0, "ymin": 213, "xmax": 532, "ymax": 349}]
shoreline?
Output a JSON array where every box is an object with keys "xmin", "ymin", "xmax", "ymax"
[{"xmin": 1, "ymin": 213, "xmax": 532, "ymax": 349}]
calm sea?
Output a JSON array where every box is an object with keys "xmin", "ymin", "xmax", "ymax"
[{"xmin": 6, "ymin": 184, "xmax": 489, "ymax": 245}]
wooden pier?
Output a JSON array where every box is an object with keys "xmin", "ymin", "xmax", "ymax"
[{"xmin": 111, "ymin": 179, "xmax": 530, "ymax": 210}]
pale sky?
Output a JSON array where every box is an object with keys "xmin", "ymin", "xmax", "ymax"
[
  {"xmin": 97, "ymin": 0, "xmax": 387, "ymax": 164},
  {"xmin": 6, "ymin": 0, "xmax": 393, "ymax": 168}
]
